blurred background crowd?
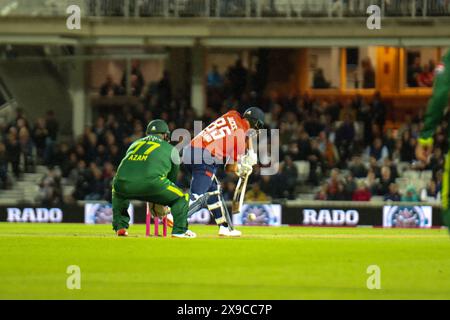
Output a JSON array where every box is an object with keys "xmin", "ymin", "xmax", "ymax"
[{"xmin": 0, "ymin": 58, "xmax": 446, "ymax": 206}]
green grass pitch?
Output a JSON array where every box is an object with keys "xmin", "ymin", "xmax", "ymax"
[{"xmin": 0, "ymin": 223, "xmax": 449, "ymax": 299}]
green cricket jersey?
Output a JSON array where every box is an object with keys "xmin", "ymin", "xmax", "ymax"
[
  {"xmin": 419, "ymin": 51, "xmax": 450, "ymax": 146},
  {"xmin": 111, "ymin": 134, "xmax": 189, "ymax": 233},
  {"xmin": 114, "ymin": 134, "xmax": 180, "ymax": 185}
]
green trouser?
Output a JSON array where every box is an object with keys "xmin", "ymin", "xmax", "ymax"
[
  {"xmin": 441, "ymin": 153, "xmax": 450, "ymax": 230},
  {"xmin": 112, "ymin": 177, "xmax": 189, "ymax": 234}
]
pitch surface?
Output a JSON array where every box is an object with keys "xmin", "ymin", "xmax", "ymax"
[{"xmin": 0, "ymin": 224, "xmax": 449, "ymax": 299}]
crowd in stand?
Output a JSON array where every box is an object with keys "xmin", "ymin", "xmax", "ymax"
[
  {"xmin": 0, "ymin": 110, "xmax": 61, "ymax": 202},
  {"xmin": 0, "ymin": 58, "xmax": 446, "ymax": 205},
  {"xmin": 407, "ymin": 56, "xmax": 437, "ymax": 88},
  {"xmin": 205, "ymin": 60, "xmax": 445, "ymax": 202}
]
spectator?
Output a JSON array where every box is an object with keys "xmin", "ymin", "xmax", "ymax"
[
  {"xmin": 108, "ymin": 144, "xmax": 122, "ymax": 167},
  {"xmin": 100, "ymin": 75, "xmax": 121, "ymax": 96},
  {"xmin": 343, "ymin": 173, "xmax": 357, "ymax": 200},
  {"xmin": 36, "ymin": 168, "xmax": 63, "ymax": 206},
  {"xmin": 365, "ymin": 169, "xmax": 379, "ymax": 194},
  {"xmin": 368, "ymin": 157, "xmax": 381, "ymax": 178},
  {"xmin": 371, "ymin": 92, "xmax": 386, "ymax": 130},
  {"xmin": 61, "ymin": 152, "xmax": 78, "ymax": 178},
  {"xmin": 352, "ymin": 180, "xmax": 372, "ymax": 201},
  {"xmin": 361, "ymin": 57, "xmax": 375, "ymax": 88},
  {"xmin": 297, "ymin": 131, "xmax": 311, "ymax": 160},
  {"xmin": 278, "ymin": 155, "xmax": 298, "ymax": 199},
  {"xmin": 32, "ymin": 117, "xmax": 48, "ymax": 161},
  {"xmin": 407, "ymin": 56, "xmax": 423, "ymax": 87},
  {"xmin": 335, "ymin": 114, "xmax": 355, "ymax": 164},
  {"xmin": 327, "ymin": 168, "xmax": 344, "ymax": 200},
  {"xmin": 228, "ymin": 59, "xmax": 248, "ymax": 99},
  {"xmin": 418, "ymin": 64, "xmax": 434, "ymax": 87},
  {"xmin": 284, "ymin": 142, "xmax": 301, "ymax": 161},
  {"xmin": 18, "ymin": 127, "xmax": 34, "ymax": 173},
  {"xmin": 349, "ymin": 155, "xmax": 368, "ymax": 178},
  {"xmin": 121, "ymin": 60, "xmax": 144, "ymax": 96},
  {"xmin": 0, "ymin": 142, "xmax": 9, "ymax": 189},
  {"xmin": 157, "ymin": 70, "xmax": 172, "ymax": 108},
  {"xmin": 102, "ymin": 161, "xmax": 116, "ymax": 201},
  {"xmin": 313, "ymin": 68, "xmax": 330, "ymax": 89},
  {"xmin": 207, "ymin": 65, "xmax": 224, "ymax": 88},
  {"xmin": 420, "ymin": 180, "xmax": 441, "ymax": 202},
  {"xmin": 245, "ymin": 182, "xmax": 269, "ymax": 202},
  {"xmin": 333, "ymin": 182, "xmax": 347, "ymax": 201},
  {"xmin": 384, "ymin": 129, "xmax": 397, "ymax": 154},
  {"xmin": 428, "ymin": 59, "xmax": 436, "ymax": 72},
  {"xmin": 71, "ymin": 160, "xmax": 91, "ymax": 200},
  {"xmin": 304, "ymin": 113, "xmax": 324, "ymax": 137},
  {"xmin": 307, "ymin": 139, "xmax": 323, "ymax": 185},
  {"xmin": 384, "ymin": 183, "xmax": 401, "ymax": 201},
  {"xmin": 376, "ymin": 166, "xmax": 395, "ymax": 196},
  {"xmin": 401, "ymin": 185, "xmax": 419, "ymax": 202},
  {"xmin": 428, "ymin": 147, "xmax": 445, "ymax": 177},
  {"xmin": 366, "ymin": 138, "xmax": 389, "ymax": 164},
  {"xmin": 6, "ymin": 128, "xmax": 21, "ymax": 178},
  {"xmin": 45, "ymin": 110, "xmax": 59, "ymax": 141},
  {"xmin": 315, "ymin": 183, "xmax": 328, "ymax": 200},
  {"xmin": 400, "ymin": 131, "xmax": 416, "ymax": 162},
  {"xmin": 318, "ymin": 131, "xmax": 339, "ymax": 169},
  {"xmin": 85, "ymin": 164, "xmax": 106, "ymax": 201}
]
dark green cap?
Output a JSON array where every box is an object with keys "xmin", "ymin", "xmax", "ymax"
[{"xmin": 146, "ymin": 119, "xmax": 170, "ymax": 136}]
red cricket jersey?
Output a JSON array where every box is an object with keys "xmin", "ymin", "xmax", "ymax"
[{"xmin": 191, "ymin": 110, "xmax": 250, "ymax": 162}]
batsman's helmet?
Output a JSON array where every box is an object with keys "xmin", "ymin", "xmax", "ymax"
[
  {"xmin": 243, "ymin": 107, "xmax": 265, "ymax": 130},
  {"xmin": 146, "ymin": 119, "xmax": 170, "ymax": 139}
]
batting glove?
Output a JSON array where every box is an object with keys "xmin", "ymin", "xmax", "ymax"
[
  {"xmin": 241, "ymin": 150, "xmax": 258, "ymax": 167},
  {"xmin": 237, "ymin": 162, "xmax": 253, "ymax": 178}
]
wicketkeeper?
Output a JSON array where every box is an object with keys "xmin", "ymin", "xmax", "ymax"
[
  {"xmin": 182, "ymin": 107, "xmax": 265, "ymax": 237},
  {"xmin": 112, "ymin": 119, "xmax": 196, "ymax": 238},
  {"xmin": 416, "ymin": 50, "xmax": 450, "ymax": 231}
]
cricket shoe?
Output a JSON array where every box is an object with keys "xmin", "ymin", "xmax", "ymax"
[
  {"xmin": 218, "ymin": 226, "xmax": 242, "ymax": 237},
  {"xmin": 116, "ymin": 228, "xmax": 128, "ymax": 237},
  {"xmin": 172, "ymin": 230, "xmax": 197, "ymax": 239}
]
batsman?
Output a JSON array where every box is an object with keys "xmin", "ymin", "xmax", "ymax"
[
  {"xmin": 112, "ymin": 119, "xmax": 196, "ymax": 238},
  {"xmin": 416, "ymin": 50, "xmax": 450, "ymax": 231},
  {"xmin": 183, "ymin": 107, "xmax": 265, "ymax": 237}
]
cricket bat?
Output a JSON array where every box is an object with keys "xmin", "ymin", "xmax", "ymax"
[{"xmin": 232, "ymin": 136, "xmax": 254, "ymax": 214}]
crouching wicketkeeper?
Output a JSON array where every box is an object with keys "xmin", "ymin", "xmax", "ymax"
[{"xmin": 112, "ymin": 119, "xmax": 196, "ymax": 238}]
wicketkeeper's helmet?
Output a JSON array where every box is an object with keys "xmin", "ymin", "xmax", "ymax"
[
  {"xmin": 243, "ymin": 107, "xmax": 265, "ymax": 130},
  {"xmin": 146, "ymin": 119, "xmax": 170, "ymax": 138}
]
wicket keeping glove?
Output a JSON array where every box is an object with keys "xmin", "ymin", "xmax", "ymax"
[{"xmin": 149, "ymin": 203, "xmax": 170, "ymax": 218}]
